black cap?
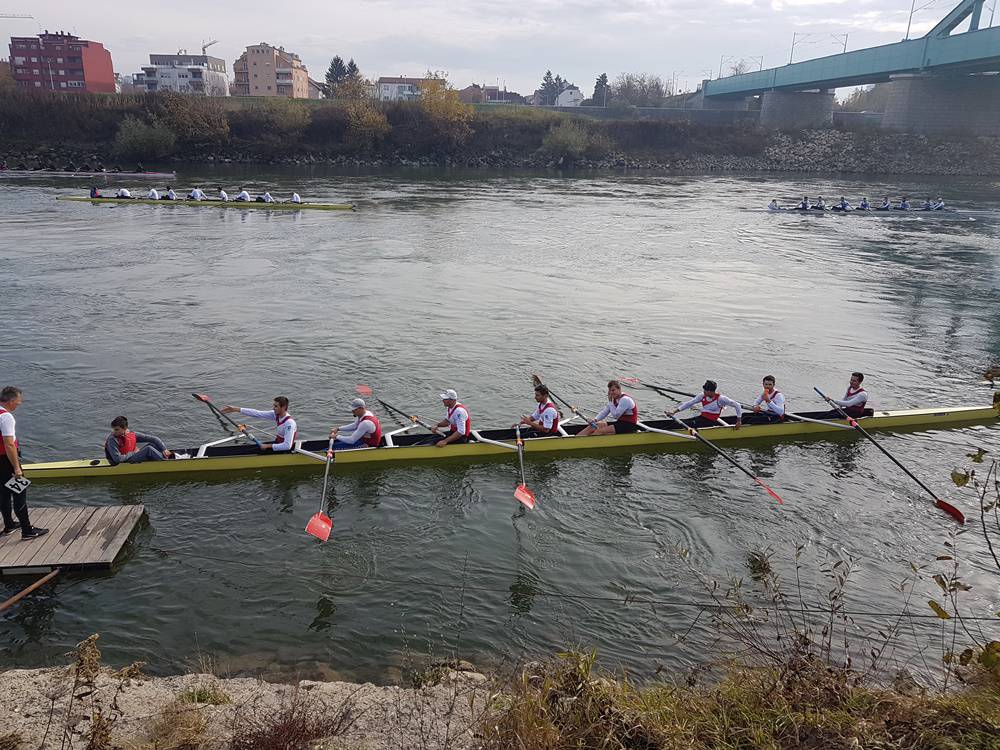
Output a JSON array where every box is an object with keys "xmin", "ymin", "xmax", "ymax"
[{"xmin": 702, "ymin": 380, "xmax": 717, "ymax": 391}]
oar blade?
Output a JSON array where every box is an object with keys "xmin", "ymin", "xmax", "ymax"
[
  {"xmin": 192, "ymin": 393, "xmax": 211, "ymax": 403},
  {"xmin": 514, "ymin": 484, "xmax": 536, "ymax": 510},
  {"xmin": 755, "ymin": 478, "xmax": 785, "ymax": 505},
  {"xmin": 935, "ymin": 499, "xmax": 966, "ymax": 525},
  {"xmin": 356, "ymin": 384, "xmax": 373, "ymax": 397},
  {"xmin": 305, "ymin": 511, "xmax": 333, "ymax": 542}
]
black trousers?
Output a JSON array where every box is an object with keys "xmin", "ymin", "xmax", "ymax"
[
  {"xmin": 0, "ymin": 454, "xmax": 30, "ymax": 530},
  {"xmin": 742, "ymin": 412, "xmax": 784, "ymax": 425}
]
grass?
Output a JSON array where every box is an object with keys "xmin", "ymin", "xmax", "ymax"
[
  {"xmin": 124, "ymin": 700, "xmax": 209, "ymax": 750},
  {"xmin": 177, "ymin": 683, "xmax": 232, "ymax": 706},
  {"xmin": 0, "ymin": 732, "xmax": 22, "ymax": 750},
  {"xmin": 228, "ymin": 688, "xmax": 357, "ymax": 750}
]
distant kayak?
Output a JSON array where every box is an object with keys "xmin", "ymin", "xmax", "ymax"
[
  {"xmin": 1, "ymin": 169, "xmax": 176, "ymax": 178},
  {"xmin": 58, "ymin": 196, "xmax": 355, "ymax": 211}
]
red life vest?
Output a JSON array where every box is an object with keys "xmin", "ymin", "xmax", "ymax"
[
  {"xmin": 0, "ymin": 407, "xmax": 17, "ymax": 456},
  {"xmin": 274, "ymin": 414, "xmax": 298, "ymax": 444},
  {"xmin": 534, "ymin": 401, "xmax": 560, "ymax": 433},
  {"xmin": 116, "ymin": 431, "xmax": 138, "ymax": 455},
  {"xmin": 360, "ymin": 412, "xmax": 382, "ymax": 447},
  {"xmin": 843, "ymin": 387, "xmax": 867, "ymax": 417},
  {"xmin": 614, "ymin": 394, "xmax": 638, "ymax": 424},
  {"xmin": 700, "ymin": 393, "xmax": 722, "ymax": 422},
  {"xmin": 448, "ymin": 402, "xmax": 471, "ymax": 436}
]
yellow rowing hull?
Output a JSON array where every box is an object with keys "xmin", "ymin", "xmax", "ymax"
[
  {"xmin": 57, "ymin": 196, "xmax": 355, "ymax": 211},
  {"xmin": 22, "ymin": 403, "xmax": 1000, "ymax": 480}
]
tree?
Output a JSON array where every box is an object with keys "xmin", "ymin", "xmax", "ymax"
[
  {"xmin": 591, "ymin": 73, "xmax": 609, "ymax": 106},
  {"xmin": 418, "ymin": 77, "xmax": 474, "ymax": 148},
  {"xmin": 325, "ymin": 56, "xmax": 348, "ymax": 94},
  {"xmin": 538, "ymin": 71, "xmax": 574, "ymax": 105},
  {"xmin": 346, "ymin": 59, "xmax": 361, "ymax": 82},
  {"xmin": 728, "ymin": 59, "xmax": 750, "ymax": 77},
  {"xmin": 837, "ymin": 84, "xmax": 890, "ymax": 112},
  {"xmin": 609, "ymin": 73, "xmax": 670, "ymax": 107}
]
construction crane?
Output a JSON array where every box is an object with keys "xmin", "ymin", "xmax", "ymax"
[
  {"xmin": 201, "ymin": 39, "xmax": 218, "ymax": 56},
  {"xmin": 0, "ymin": 13, "xmax": 34, "ymax": 18}
]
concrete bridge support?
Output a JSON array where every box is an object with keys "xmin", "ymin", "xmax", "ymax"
[
  {"xmin": 759, "ymin": 89, "xmax": 834, "ymax": 129},
  {"xmin": 882, "ymin": 74, "xmax": 1000, "ymax": 136}
]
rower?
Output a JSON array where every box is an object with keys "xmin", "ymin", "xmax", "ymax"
[
  {"xmin": 921, "ymin": 197, "xmax": 933, "ymax": 210},
  {"xmin": 218, "ymin": 187, "xmax": 229, "ymax": 202},
  {"xmin": 517, "ymin": 384, "xmax": 560, "ymax": 438},
  {"xmin": 115, "ymin": 188, "xmax": 132, "ymax": 199},
  {"xmin": 858, "ymin": 197, "xmax": 871, "ymax": 210},
  {"xmin": 747, "ymin": 375, "xmax": 785, "ymax": 424},
  {"xmin": 576, "ymin": 380, "xmax": 639, "ymax": 437},
  {"xmin": 822, "ymin": 372, "xmax": 868, "ymax": 418},
  {"xmin": 220, "ymin": 397, "xmax": 297, "ymax": 451},
  {"xmin": 147, "ymin": 187, "xmax": 160, "ymax": 200},
  {"xmin": 89, "ymin": 185, "xmax": 101, "ymax": 198},
  {"xmin": 291, "ymin": 193, "xmax": 303, "ymax": 204},
  {"xmin": 768, "ymin": 199, "xmax": 780, "ymax": 211},
  {"xmin": 235, "ymin": 187, "xmax": 251, "ymax": 202},
  {"xmin": 897, "ymin": 196, "xmax": 910, "ymax": 210},
  {"xmin": 163, "ymin": 186, "xmax": 177, "ymax": 201},
  {"xmin": 877, "ymin": 196, "xmax": 891, "ymax": 210},
  {"xmin": 812, "ymin": 196, "xmax": 826, "ymax": 210},
  {"xmin": 833, "ymin": 196, "xmax": 852, "ymax": 212},
  {"xmin": 188, "ymin": 186, "xmax": 208, "ymax": 201},
  {"xmin": 104, "ymin": 416, "xmax": 173, "ymax": 465},
  {"xmin": 260, "ymin": 191, "xmax": 276, "ymax": 203},
  {"xmin": 933, "ymin": 196, "xmax": 946, "ymax": 210},
  {"xmin": 433, "ymin": 389, "xmax": 471, "ymax": 447},
  {"xmin": 329, "ymin": 398, "xmax": 382, "ymax": 450},
  {"xmin": 797, "ymin": 196, "xmax": 809, "ymax": 210},
  {"xmin": 667, "ymin": 380, "xmax": 742, "ymax": 429}
]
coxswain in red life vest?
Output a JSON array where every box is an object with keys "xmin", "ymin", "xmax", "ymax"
[
  {"xmin": 518, "ymin": 384, "xmax": 561, "ymax": 437},
  {"xmin": 576, "ymin": 380, "xmax": 641, "ymax": 437},
  {"xmin": 434, "ymin": 389, "xmax": 472, "ymax": 447}
]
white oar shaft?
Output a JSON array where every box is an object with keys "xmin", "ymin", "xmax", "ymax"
[
  {"xmin": 471, "ymin": 431, "xmax": 518, "ymax": 451},
  {"xmin": 636, "ymin": 420, "xmax": 697, "ymax": 440}
]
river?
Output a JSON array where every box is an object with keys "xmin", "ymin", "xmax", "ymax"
[{"xmin": 1, "ymin": 168, "xmax": 998, "ymax": 683}]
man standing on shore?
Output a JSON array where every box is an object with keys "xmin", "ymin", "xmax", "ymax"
[{"xmin": 0, "ymin": 386, "xmax": 48, "ymax": 540}]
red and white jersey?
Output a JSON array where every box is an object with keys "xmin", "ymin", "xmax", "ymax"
[
  {"xmin": 753, "ymin": 389, "xmax": 786, "ymax": 416},
  {"xmin": 833, "ymin": 387, "xmax": 867, "ymax": 409},
  {"xmin": 595, "ymin": 394, "xmax": 638, "ymax": 424},
  {"xmin": 239, "ymin": 408, "xmax": 298, "ymax": 451},
  {"xmin": 0, "ymin": 406, "xmax": 17, "ymax": 456},
  {"xmin": 446, "ymin": 402, "xmax": 471, "ymax": 436},
  {"xmin": 531, "ymin": 401, "xmax": 560, "ymax": 432},
  {"xmin": 336, "ymin": 410, "xmax": 383, "ymax": 447},
  {"xmin": 676, "ymin": 393, "xmax": 743, "ymax": 421}
]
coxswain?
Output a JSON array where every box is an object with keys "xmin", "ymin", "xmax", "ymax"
[
  {"xmin": 329, "ymin": 398, "xmax": 382, "ymax": 450},
  {"xmin": 576, "ymin": 380, "xmax": 639, "ymax": 437},
  {"xmin": 163, "ymin": 186, "xmax": 177, "ymax": 201},
  {"xmin": 768, "ymin": 199, "xmax": 780, "ymax": 211},
  {"xmin": 833, "ymin": 196, "xmax": 852, "ymax": 212},
  {"xmin": 797, "ymin": 196, "xmax": 809, "ymax": 210},
  {"xmin": 822, "ymin": 372, "xmax": 868, "ymax": 418},
  {"xmin": 220, "ymin": 397, "xmax": 297, "ymax": 451},
  {"xmin": 147, "ymin": 187, "xmax": 160, "ymax": 200},
  {"xmin": 115, "ymin": 188, "xmax": 132, "ymax": 199},
  {"xmin": 933, "ymin": 196, "xmax": 946, "ymax": 210},
  {"xmin": 104, "ymin": 416, "xmax": 173, "ymax": 464},
  {"xmin": 517, "ymin": 384, "xmax": 560, "ymax": 438},
  {"xmin": 921, "ymin": 197, "xmax": 933, "ymax": 210},
  {"xmin": 218, "ymin": 187, "xmax": 229, "ymax": 202},
  {"xmin": 235, "ymin": 187, "xmax": 251, "ymax": 202},
  {"xmin": 291, "ymin": 193, "xmax": 303, "ymax": 204},
  {"xmin": 877, "ymin": 196, "xmax": 891, "ymax": 210},
  {"xmin": 667, "ymin": 380, "xmax": 742, "ymax": 429},
  {"xmin": 897, "ymin": 196, "xmax": 910, "ymax": 210},
  {"xmin": 812, "ymin": 196, "xmax": 826, "ymax": 210},
  {"xmin": 188, "ymin": 186, "xmax": 208, "ymax": 201},
  {"xmin": 858, "ymin": 197, "xmax": 871, "ymax": 210},
  {"xmin": 747, "ymin": 375, "xmax": 785, "ymax": 424},
  {"xmin": 1, "ymin": 386, "xmax": 47, "ymax": 539},
  {"xmin": 89, "ymin": 185, "xmax": 101, "ymax": 198},
  {"xmin": 432, "ymin": 389, "xmax": 471, "ymax": 447}
]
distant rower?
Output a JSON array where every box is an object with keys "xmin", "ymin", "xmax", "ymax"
[
  {"xmin": 89, "ymin": 186, "xmax": 101, "ymax": 198},
  {"xmin": 433, "ymin": 389, "xmax": 471, "ymax": 447},
  {"xmin": 235, "ymin": 187, "xmax": 251, "ymax": 202},
  {"xmin": 163, "ymin": 186, "xmax": 177, "ymax": 201},
  {"xmin": 221, "ymin": 396, "xmax": 297, "ymax": 451},
  {"xmin": 218, "ymin": 187, "xmax": 229, "ymax": 202},
  {"xmin": 858, "ymin": 197, "xmax": 871, "ymax": 210},
  {"xmin": 768, "ymin": 199, "xmax": 780, "ymax": 211},
  {"xmin": 667, "ymin": 380, "xmax": 742, "ymax": 429},
  {"xmin": 260, "ymin": 191, "xmax": 276, "ymax": 203},
  {"xmin": 823, "ymin": 372, "xmax": 868, "ymax": 418},
  {"xmin": 747, "ymin": 375, "xmax": 785, "ymax": 424},
  {"xmin": 897, "ymin": 196, "xmax": 910, "ymax": 210},
  {"xmin": 833, "ymin": 196, "xmax": 852, "ymax": 212},
  {"xmin": 797, "ymin": 196, "xmax": 809, "ymax": 210},
  {"xmin": 188, "ymin": 186, "xmax": 208, "ymax": 201},
  {"xmin": 518, "ymin": 384, "xmax": 560, "ymax": 437},
  {"xmin": 877, "ymin": 196, "xmax": 891, "ymax": 210},
  {"xmin": 147, "ymin": 187, "xmax": 159, "ymax": 200},
  {"xmin": 812, "ymin": 196, "xmax": 826, "ymax": 210},
  {"xmin": 291, "ymin": 193, "xmax": 303, "ymax": 204},
  {"xmin": 576, "ymin": 380, "xmax": 639, "ymax": 437},
  {"xmin": 921, "ymin": 197, "xmax": 933, "ymax": 210},
  {"xmin": 115, "ymin": 188, "xmax": 132, "ymax": 199},
  {"xmin": 329, "ymin": 398, "xmax": 382, "ymax": 450},
  {"xmin": 933, "ymin": 196, "xmax": 946, "ymax": 210}
]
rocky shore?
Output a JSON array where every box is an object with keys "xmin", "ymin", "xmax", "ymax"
[{"xmin": 4, "ymin": 128, "xmax": 1000, "ymax": 176}]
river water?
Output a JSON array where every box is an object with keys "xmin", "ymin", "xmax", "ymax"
[{"xmin": 1, "ymin": 168, "xmax": 999, "ymax": 683}]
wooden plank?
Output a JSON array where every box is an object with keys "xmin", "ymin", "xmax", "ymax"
[
  {"xmin": 2, "ymin": 507, "xmax": 93, "ymax": 569},
  {"xmin": 55, "ymin": 506, "xmax": 115, "ymax": 567},
  {"xmin": 84, "ymin": 506, "xmax": 144, "ymax": 568},
  {"xmin": 65, "ymin": 506, "xmax": 126, "ymax": 566}
]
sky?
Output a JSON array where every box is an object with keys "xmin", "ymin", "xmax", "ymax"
[{"xmin": 4, "ymin": 0, "xmax": 993, "ymax": 95}]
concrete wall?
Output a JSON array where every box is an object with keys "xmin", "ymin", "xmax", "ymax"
[
  {"xmin": 759, "ymin": 89, "xmax": 834, "ymax": 129},
  {"xmin": 882, "ymin": 74, "xmax": 1000, "ymax": 136},
  {"xmin": 522, "ymin": 104, "xmax": 760, "ymax": 126}
]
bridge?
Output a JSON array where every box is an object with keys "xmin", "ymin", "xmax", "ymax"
[{"xmin": 693, "ymin": 0, "xmax": 1000, "ymax": 134}]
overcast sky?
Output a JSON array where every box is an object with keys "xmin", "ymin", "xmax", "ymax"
[{"xmin": 5, "ymin": 0, "xmax": 990, "ymax": 94}]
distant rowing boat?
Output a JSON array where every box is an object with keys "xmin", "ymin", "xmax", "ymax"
[
  {"xmin": 58, "ymin": 196, "xmax": 356, "ymax": 212},
  {"xmin": 22, "ymin": 401, "xmax": 1000, "ymax": 480},
  {"xmin": 766, "ymin": 207, "xmax": 987, "ymax": 216},
  {"xmin": 1, "ymin": 169, "xmax": 176, "ymax": 178}
]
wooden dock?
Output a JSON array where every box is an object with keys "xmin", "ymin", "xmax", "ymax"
[{"xmin": 0, "ymin": 505, "xmax": 145, "ymax": 575}]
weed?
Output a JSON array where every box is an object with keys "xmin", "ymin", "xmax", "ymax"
[
  {"xmin": 0, "ymin": 731, "xmax": 22, "ymax": 750},
  {"xmin": 178, "ymin": 683, "xmax": 232, "ymax": 706},
  {"xmin": 228, "ymin": 688, "xmax": 356, "ymax": 750},
  {"xmin": 125, "ymin": 699, "xmax": 209, "ymax": 750}
]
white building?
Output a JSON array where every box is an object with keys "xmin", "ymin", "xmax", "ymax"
[
  {"xmin": 133, "ymin": 53, "xmax": 229, "ymax": 96},
  {"xmin": 376, "ymin": 76, "xmax": 435, "ymax": 101},
  {"xmin": 555, "ymin": 86, "xmax": 584, "ymax": 107}
]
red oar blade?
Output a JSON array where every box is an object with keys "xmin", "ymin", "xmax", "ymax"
[
  {"xmin": 616, "ymin": 376, "xmax": 641, "ymax": 385},
  {"xmin": 754, "ymin": 478, "xmax": 784, "ymax": 505},
  {"xmin": 305, "ymin": 512, "xmax": 333, "ymax": 542},
  {"xmin": 356, "ymin": 384, "xmax": 373, "ymax": 397},
  {"xmin": 514, "ymin": 484, "xmax": 536, "ymax": 510},
  {"xmin": 935, "ymin": 499, "xmax": 966, "ymax": 525},
  {"xmin": 192, "ymin": 393, "xmax": 212, "ymax": 403}
]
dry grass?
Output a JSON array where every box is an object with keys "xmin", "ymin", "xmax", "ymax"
[
  {"xmin": 228, "ymin": 688, "xmax": 356, "ymax": 750},
  {"xmin": 0, "ymin": 732, "xmax": 22, "ymax": 750},
  {"xmin": 124, "ymin": 699, "xmax": 210, "ymax": 750}
]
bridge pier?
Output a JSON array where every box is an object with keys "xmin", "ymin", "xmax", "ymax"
[
  {"xmin": 759, "ymin": 89, "xmax": 834, "ymax": 130},
  {"xmin": 882, "ymin": 74, "xmax": 1000, "ymax": 136}
]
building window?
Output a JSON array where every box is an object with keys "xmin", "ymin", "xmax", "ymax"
[
  {"xmin": 32, "ymin": 69, "xmax": 39, "ymax": 75},
  {"xmin": 30, "ymin": 56, "xmax": 37, "ymax": 62},
  {"xmin": 67, "ymin": 81, "xmax": 84, "ymax": 88},
  {"xmin": 60, "ymin": 82, "xmax": 66, "ymax": 88},
  {"xmin": 56, "ymin": 57, "xmax": 63, "ymax": 63},
  {"xmin": 34, "ymin": 81, "xmax": 41, "ymax": 87},
  {"xmin": 267, "ymin": 85, "xmax": 271, "ymax": 90},
  {"xmin": 58, "ymin": 70, "xmax": 65, "ymax": 76},
  {"xmin": 14, "ymin": 56, "xmax": 25, "ymax": 65}
]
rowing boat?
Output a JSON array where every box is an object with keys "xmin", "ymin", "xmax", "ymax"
[
  {"xmin": 57, "ymin": 196, "xmax": 356, "ymax": 211},
  {"xmin": 1, "ymin": 169, "xmax": 176, "ymax": 178},
  {"xmin": 766, "ymin": 207, "xmax": 985, "ymax": 216},
  {"xmin": 22, "ymin": 401, "xmax": 1000, "ymax": 480}
]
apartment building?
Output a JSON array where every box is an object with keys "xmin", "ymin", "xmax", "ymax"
[
  {"xmin": 376, "ymin": 76, "xmax": 438, "ymax": 101},
  {"xmin": 232, "ymin": 43, "xmax": 309, "ymax": 98},
  {"xmin": 8, "ymin": 30, "xmax": 114, "ymax": 93},
  {"xmin": 133, "ymin": 53, "xmax": 229, "ymax": 96}
]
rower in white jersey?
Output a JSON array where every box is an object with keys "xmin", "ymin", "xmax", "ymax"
[
  {"xmin": 933, "ymin": 196, "xmax": 946, "ymax": 210},
  {"xmin": 667, "ymin": 380, "xmax": 742, "ymax": 429},
  {"xmin": 821, "ymin": 372, "xmax": 868, "ymax": 418},
  {"xmin": 747, "ymin": 374, "xmax": 786, "ymax": 424},
  {"xmin": 517, "ymin": 384, "xmax": 560, "ymax": 437},
  {"xmin": 329, "ymin": 398, "xmax": 383, "ymax": 450},
  {"xmin": 260, "ymin": 191, "xmax": 276, "ymax": 203},
  {"xmin": 164, "ymin": 186, "xmax": 177, "ymax": 200},
  {"xmin": 291, "ymin": 193, "xmax": 303, "ymax": 204},
  {"xmin": 221, "ymin": 396, "xmax": 297, "ymax": 451},
  {"xmin": 432, "ymin": 389, "xmax": 472, "ymax": 447},
  {"xmin": 115, "ymin": 188, "xmax": 132, "ymax": 199},
  {"xmin": 235, "ymin": 187, "xmax": 251, "ymax": 202},
  {"xmin": 188, "ymin": 186, "xmax": 208, "ymax": 201},
  {"xmin": 877, "ymin": 196, "xmax": 891, "ymax": 210},
  {"xmin": 147, "ymin": 187, "xmax": 159, "ymax": 200},
  {"xmin": 218, "ymin": 187, "xmax": 229, "ymax": 201},
  {"xmin": 576, "ymin": 380, "xmax": 640, "ymax": 437}
]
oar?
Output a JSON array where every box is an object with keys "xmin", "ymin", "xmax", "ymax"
[
  {"xmin": 305, "ymin": 438, "xmax": 335, "ymax": 542},
  {"xmin": 531, "ymin": 374, "xmax": 598, "ymax": 429},
  {"xmin": 355, "ymin": 385, "xmax": 440, "ymax": 433},
  {"xmin": 513, "ymin": 425, "xmax": 536, "ymax": 509},
  {"xmin": 666, "ymin": 413, "xmax": 784, "ymax": 505},
  {"xmin": 191, "ymin": 393, "xmax": 264, "ymax": 449},
  {"xmin": 814, "ymin": 387, "xmax": 965, "ymax": 524}
]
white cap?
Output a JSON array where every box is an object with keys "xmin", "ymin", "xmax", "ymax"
[
  {"xmin": 439, "ymin": 389, "xmax": 458, "ymax": 401},
  {"xmin": 350, "ymin": 398, "xmax": 366, "ymax": 409}
]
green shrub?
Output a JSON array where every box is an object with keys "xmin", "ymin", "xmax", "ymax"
[
  {"xmin": 153, "ymin": 92, "xmax": 229, "ymax": 147},
  {"xmin": 540, "ymin": 120, "xmax": 610, "ymax": 162},
  {"xmin": 228, "ymin": 99, "xmax": 311, "ymax": 151},
  {"xmin": 111, "ymin": 115, "xmax": 176, "ymax": 160}
]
